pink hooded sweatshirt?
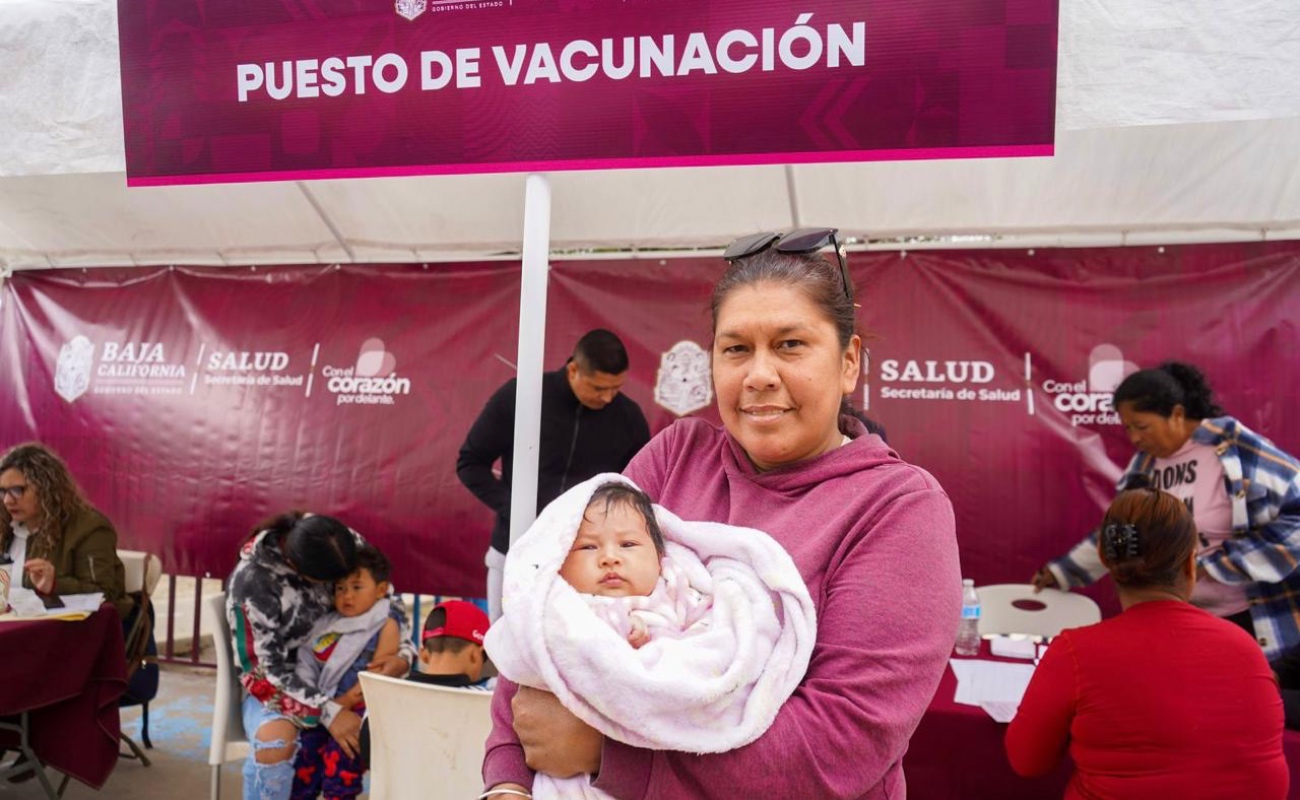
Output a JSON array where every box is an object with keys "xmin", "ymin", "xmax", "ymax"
[{"xmin": 484, "ymin": 417, "xmax": 961, "ymax": 799}]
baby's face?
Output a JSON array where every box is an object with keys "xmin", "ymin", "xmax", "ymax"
[
  {"xmin": 559, "ymin": 501, "xmax": 661, "ymax": 597},
  {"xmin": 334, "ymin": 567, "xmax": 388, "ymax": 618}
]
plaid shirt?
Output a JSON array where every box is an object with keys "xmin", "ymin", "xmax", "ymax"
[{"xmin": 1048, "ymin": 416, "xmax": 1300, "ymax": 660}]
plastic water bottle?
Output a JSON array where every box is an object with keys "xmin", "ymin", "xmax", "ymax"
[{"xmin": 955, "ymin": 579, "xmax": 982, "ymax": 656}]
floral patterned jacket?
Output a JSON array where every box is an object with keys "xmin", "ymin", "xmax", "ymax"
[{"xmin": 226, "ymin": 528, "xmax": 415, "ymax": 727}]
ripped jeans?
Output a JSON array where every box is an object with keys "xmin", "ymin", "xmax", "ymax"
[{"xmin": 241, "ymin": 694, "xmax": 300, "ymax": 800}]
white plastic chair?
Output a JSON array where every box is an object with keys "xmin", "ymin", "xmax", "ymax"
[
  {"xmin": 976, "ymin": 583, "xmax": 1101, "ymax": 641},
  {"xmin": 205, "ymin": 591, "xmax": 250, "ymax": 800},
  {"xmin": 118, "ymin": 549, "xmax": 163, "ymax": 600},
  {"xmin": 359, "ymin": 672, "xmax": 493, "ymax": 800}
]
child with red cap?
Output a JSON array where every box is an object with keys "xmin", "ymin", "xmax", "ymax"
[
  {"xmin": 413, "ymin": 599, "xmax": 492, "ymax": 688},
  {"xmin": 355, "ymin": 599, "xmax": 493, "ymax": 769}
]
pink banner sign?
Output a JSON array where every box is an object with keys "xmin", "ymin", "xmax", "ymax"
[
  {"xmin": 3, "ymin": 244, "xmax": 1298, "ymax": 606},
  {"xmin": 117, "ymin": 0, "xmax": 1058, "ymax": 185}
]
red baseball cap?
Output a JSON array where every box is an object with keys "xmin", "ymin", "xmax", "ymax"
[{"xmin": 421, "ymin": 600, "xmax": 490, "ymax": 644}]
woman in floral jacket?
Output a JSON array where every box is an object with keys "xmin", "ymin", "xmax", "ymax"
[{"xmin": 227, "ymin": 512, "xmax": 415, "ymax": 800}]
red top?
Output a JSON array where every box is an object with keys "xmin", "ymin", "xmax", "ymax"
[{"xmin": 1006, "ymin": 600, "xmax": 1287, "ymax": 800}]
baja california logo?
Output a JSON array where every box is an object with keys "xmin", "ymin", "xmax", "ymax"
[
  {"xmin": 1040, "ymin": 343, "xmax": 1139, "ymax": 426},
  {"xmin": 395, "ymin": 0, "xmax": 427, "ymax": 20},
  {"xmin": 320, "ymin": 338, "xmax": 411, "ymax": 406},
  {"xmin": 54, "ymin": 335, "xmax": 94, "ymax": 403},
  {"xmin": 395, "ymin": 0, "xmax": 503, "ymax": 20},
  {"xmin": 654, "ymin": 340, "xmax": 711, "ymax": 416}
]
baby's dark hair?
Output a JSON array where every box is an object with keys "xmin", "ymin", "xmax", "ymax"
[
  {"xmin": 586, "ymin": 482, "xmax": 665, "ymax": 556},
  {"xmin": 353, "ymin": 544, "xmax": 391, "ymax": 584}
]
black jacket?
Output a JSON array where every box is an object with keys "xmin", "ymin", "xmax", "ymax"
[{"xmin": 456, "ymin": 367, "xmax": 651, "ymax": 553}]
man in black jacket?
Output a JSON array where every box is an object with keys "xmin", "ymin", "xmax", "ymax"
[{"xmin": 457, "ymin": 329, "xmax": 650, "ymax": 619}]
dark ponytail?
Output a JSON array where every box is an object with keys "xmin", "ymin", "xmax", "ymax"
[
  {"xmin": 250, "ymin": 510, "xmax": 357, "ymax": 582},
  {"xmin": 1112, "ymin": 361, "xmax": 1223, "ymax": 420},
  {"xmin": 1158, "ymin": 362, "xmax": 1224, "ymax": 419}
]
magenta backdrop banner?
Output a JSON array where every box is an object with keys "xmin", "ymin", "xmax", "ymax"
[
  {"xmin": 3, "ymin": 243, "xmax": 1297, "ymax": 604},
  {"xmin": 0, "ymin": 263, "xmax": 525, "ymax": 595},
  {"xmin": 116, "ymin": 0, "xmax": 1058, "ymax": 185}
]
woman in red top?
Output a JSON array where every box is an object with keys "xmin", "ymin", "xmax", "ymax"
[{"xmin": 1006, "ymin": 488, "xmax": 1287, "ymax": 799}]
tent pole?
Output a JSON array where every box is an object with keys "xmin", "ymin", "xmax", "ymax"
[
  {"xmin": 784, "ymin": 165, "xmax": 802, "ymax": 228},
  {"xmin": 508, "ymin": 174, "xmax": 551, "ymax": 549}
]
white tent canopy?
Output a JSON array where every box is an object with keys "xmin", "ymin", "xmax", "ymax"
[{"xmin": 2, "ymin": 0, "xmax": 1299, "ymax": 270}]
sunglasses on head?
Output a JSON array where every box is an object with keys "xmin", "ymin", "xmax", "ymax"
[{"xmin": 723, "ymin": 227, "xmax": 853, "ymax": 304}]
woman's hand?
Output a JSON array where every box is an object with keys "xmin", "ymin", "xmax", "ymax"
[
  {"xmin": 366, "ymin": 653, "xmax": 410, "ymax": 678},
  {"xmin": 327, "ymin": 708, "xmax": 362, "ymax": 759},
  {"xmin": 1030, "ymin": 567, "xmax": 1059, "ymax": 593},
  {"xmin": 512, "ymin": 686, "xmax": 603, "ymax": 778},
  {"xmin": 24, "ymin": 558, "xmax": 56, "ymax": 594},
  {"xmin": 334, "ymin": 684, "xmax": 364, "ymax": 711}
]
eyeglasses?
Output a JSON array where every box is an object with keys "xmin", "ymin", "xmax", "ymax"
[
  {"xmin": 0, "ymin": 485, "xmax": 28, "ymax": 500},
  {"xmin": 723, "ymin": 227, "xmax": 854, "ymax": 304}
]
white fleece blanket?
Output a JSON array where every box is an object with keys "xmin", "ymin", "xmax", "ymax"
[{"xmin": 484, "ymin": 474, "xmax": 817, "ymax": 800}]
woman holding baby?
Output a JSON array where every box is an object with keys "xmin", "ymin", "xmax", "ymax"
[{"xmin": 482, "ymin": 229, "xmax": 962, "ymax": 799}]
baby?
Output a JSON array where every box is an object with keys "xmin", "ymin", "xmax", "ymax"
[
  {"xmin": 486, "ymin": 474, "xmax": 817, "ymax": 800},
  {"xmin": 290, "ymin": 545, "xmax": 400, "ymax": 800},
  {"xmin": 558, "ymin": 481, "xmax": 708, "ymax": 649}
]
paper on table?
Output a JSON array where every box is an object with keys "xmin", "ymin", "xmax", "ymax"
[
  {"xmin": 950, "ymin": 658, "xmax": 1035, "ymax": 707},
  {"xmin": 989, "ymin": 634, "xmax": 1038, "ymax": 660},
  {"xmin": 58, "ymin": 593, "xmax": 106, "ymax": 612},
  {"xmin": 3, "ymin": 588, "xmax": 102, "ymax": 617},
  {"xmin": 0, "ymin": 609, "xmax": 93, "ymax": 622},
  {"xmin": 980, "ymin": 701, "xmax": 1020, "ymax": 723},
  {"xmin": 6, "ymin": 587, "xmax": 47, "ymax": 616}
]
